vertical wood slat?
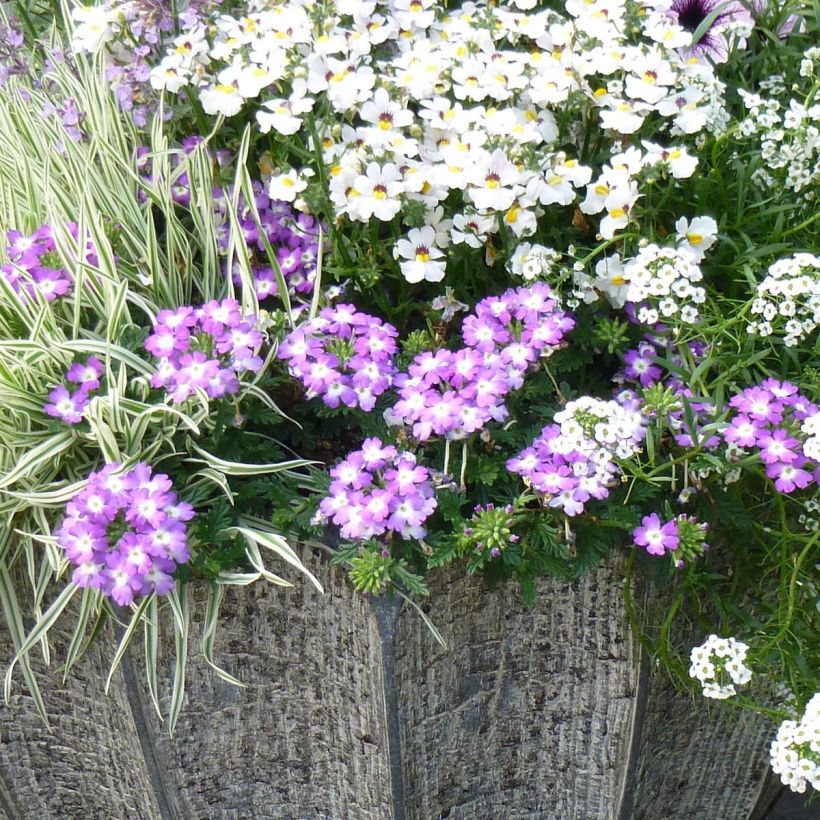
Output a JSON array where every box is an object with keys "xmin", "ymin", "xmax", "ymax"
[
  {"xmin": 393, "ymin": 557, "xmax": 642, "ymax": 820},
  {"xmin": 0, "ymin": 588, "xmax": 162, "ymax": 820},
  {"xmin": 627, "ymin": 653, "xmax": 776, "ymax": 819},
  {"xmin": 130, "ymin": 545, "xmax": 393, "ymax": 820}
]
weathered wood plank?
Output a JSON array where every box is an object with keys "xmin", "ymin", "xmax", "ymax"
[
  {"xmin": 393, "ymin": 557, "xmax": 642, "ymax": 820},
  {"xmin": 0, "ymin": 584, "xmax": 163, "ymax": 820},
  {"xmin": 130, "ymin": 545, "xmax": 393, "ymax": 820},
  {"xmin": 628, "ymin": 662, "xmax": 776, "ymax": 820}
]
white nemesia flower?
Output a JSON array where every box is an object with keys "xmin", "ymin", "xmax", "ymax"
[
  {"xmin": 394, "ymin": 226, "xmax": 446, "ymax": 283},
  {"xmin": 675, "ymin": 216, "xmax": 718, "ymax": 261}
]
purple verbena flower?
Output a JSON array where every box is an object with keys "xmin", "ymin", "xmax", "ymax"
[
  {"xmin": 633, "ymin": 514, "xmax": 680, "ymax": 556},
  {"xmin": 44, "ymin": 385, "xmax": 90, "ymax": 425},
  {"xmin": 56, "ymin": 462, "xmax": 193, "ymax": 603}
]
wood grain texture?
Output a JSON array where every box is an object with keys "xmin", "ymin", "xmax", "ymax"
[
  {"xmin": 628, "ymin": 663, "xmax": 776, "ymax": 820},
  {"xmin": 393, "ymin": 557, "xmax": 642, "ymax": 820},
  {"xmin": 130, "ymin": 544, "xmax": 393, "ymax": 820},
  {"xmin": 0, "ymin": 586, "xmax": 162, "ymax": 820}
]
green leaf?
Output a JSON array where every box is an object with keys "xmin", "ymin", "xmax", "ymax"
[
  {"xmin": 166, "ymin": 584, "xmax": 189, "ymax": 736},
  {"xmin": 228, "ymin": 524, "xmax": 323, "ymax": 593},
  {"xmin": 202, "ymin": 584, "xmax": 245, "ymax": 688}
]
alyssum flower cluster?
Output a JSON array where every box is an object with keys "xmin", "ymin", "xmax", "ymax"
[{"xmin": 689, "ymin": 634, "xmax": 753, "ymax": 700}]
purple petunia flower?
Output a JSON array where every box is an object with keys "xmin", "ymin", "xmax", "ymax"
[{"xmin": 668, "ymin": 0, "xmax": 754, "ymax": 63}]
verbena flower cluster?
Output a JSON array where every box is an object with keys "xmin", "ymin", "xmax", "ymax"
[
  {"xmin": 632, "ymin": 512, "xmax": 708, "ymax": 568},
  {"xmin": 44, "ymin": 357, "xmax": 104, "ymax": 425},
  {"xmin": 145, "ymin": 299, "xmax": 264, "ymax": 403},
  {"xmin": 770, "ymin": 693, "xmax": 820, "ymax": 794},
  {"xmin": 724, "ymin": 380, "xmax": 820, "ymax": 494},
  {"xmin": 508, "ymin": 396, "xmax": 645, "ymax": 517},
  {"xmin": 617, "ymin": 338, "xmax": 721, "ymax": 451},
  {"xmin": 2, "ymin": 224, "xmax": 79, "ymax": 302},
  {"xmin": 143, "ymin": 0, "xmax": 736, "ymax": 285},
  {"xmin": 460, "ymin": 503, "xmax": 521, "ymax": 561},
  {"xmin": 688, "ymin": 634, "xmax": 752, "ymax": 700},
  {"xmin": 56, "ymin": 462, "xmax": 194, "ymax": 605},
  {"xmin": 277, "ymin": 305, "xmax": 399, "ymax": 411},
  {"xmin": 747, "ymin": 253, "xmax": 820, "ymax": 347},
  {"xmin": 390, "ymin": 283, "xmax": 574, "ymax": 441},
  {"xmin": 317, "ymin": 438, "xmax": 437, "ymax": 541}
]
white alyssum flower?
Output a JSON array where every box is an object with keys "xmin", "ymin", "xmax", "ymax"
[
  {"xmin": 769, "ymin": 693, "xmax": 820, "ymax": 794},
  {"xmin": 624, "ymin": 244, "xmax": 706, "ymax": 325},
  {"xmin": 689, "ymin": 634, "xmax": 752, "ymax": 700},
  {"xmin": 747, "ymin": 254, "xmax": 820, "ymax": 347}
]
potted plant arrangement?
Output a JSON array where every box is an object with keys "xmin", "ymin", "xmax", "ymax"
[{"xmin": 0, "ymin": 0, "xmax": 816, "ymax": 817}]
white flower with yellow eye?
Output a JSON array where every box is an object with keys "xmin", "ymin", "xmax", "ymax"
[
  {"xmin": 624, "ymin": 48, "xmax": 677, "ymax": 104},
  {"xmin": 269, "ymin": 169, "xmax": 309, "ymax": 203},
  {"xmin": 466, "ymin": 148, "xmax": 522, "ymax": 212},
  {"xmin": 593, "ymin": 255, "xmax": 629, "ymax": 307},
  {"xmin": 71, "ymin": 4, "xmax": 123, "ymax": 53},
  {"xmin": 347, "ymin": 163, "xmax": 404, "ymax": 222},
  {"xmin": 675, "ymin": 216, "xmax": 718, "ymax": 261},
  {"xmin": 394, "ymin": 226, "xmax": 446, "ymax": 283},
  {"xmin": 642, "ymin": 142, "xmax": 698, "ymax": 179},
  {"xmin": 199, "ymin": 65, "xmax": 245, "ymax": 117},
  {"xmin": 257, "ymin": 81, "xmax": 314, "ymax": 136},
  {"xmin": 600, "ymin": 99, "xmax": 651, "ymax": 134}
]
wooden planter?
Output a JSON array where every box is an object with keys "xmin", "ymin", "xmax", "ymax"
[{"xmin": 1, "ymin": 548, "xmax": 779, "ymax": 819}]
